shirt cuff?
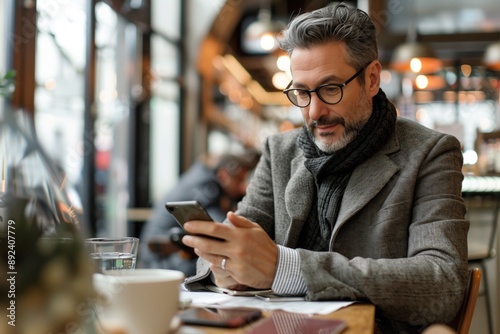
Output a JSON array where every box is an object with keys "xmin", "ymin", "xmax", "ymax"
[{"xmin": 271, "ymin": 245, "xmax": 307, "ymax": 295}]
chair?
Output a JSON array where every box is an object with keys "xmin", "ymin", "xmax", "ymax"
[
  {"xmin": 448, "ymin": 268, "xmax": 482, "ymax": 334},
  {"xmin": 463, "ymin": 189, "xmax": 499, "ymax": 334}
]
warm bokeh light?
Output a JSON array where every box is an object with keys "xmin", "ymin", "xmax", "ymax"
[
  {"xmin": 415, "ymin": 75, "xmax": 429, "ymax": 89},
  {"xmin": 410, "ymin": 58, "xmax": 422, "ymax": 73},
  {"xmin": 415, "ymin": 107, "xmax": 429, "ymax": 122},
  {"xmin": 461, "ymin": 64, "xmax": 472, "ymax": 77},
  {"xmin": 413, "ymin": 91, "xmax": 434, "ymax": 103},
  {"xmin": 458, "ymin": 91, "xmax": 486, "ymax": 103},
  {"xmin": 272, "ymin": 71, "xmax": 290, "ymax": 90},
  {"xmin": 276, "ymin": 55, "xmax": 290, "ymax": 71},
  {"xmin": 463, "ymin": 150, "xmax": 478, "ymax": 165},
  {"xmin": 260, "ymin": 33, "xmax": 276, "ymax": 51},
  {"xmin": 414, "ymin": 75, "xmax": 446, "ymax": 90}
]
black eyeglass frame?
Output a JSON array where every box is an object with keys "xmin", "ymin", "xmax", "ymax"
[{"xmin": 283, "ymin": 66, "xmax": 365, "ymax": 108}]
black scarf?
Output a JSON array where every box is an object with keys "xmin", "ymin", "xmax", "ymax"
[{"xmin": 297, "ymin": 89, "xmax": 397, "ymax": 251}]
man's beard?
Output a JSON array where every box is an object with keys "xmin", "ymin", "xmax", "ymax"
[{"xmin": 307, "ymin": 94, "xmax": 372, "ymax": 154}]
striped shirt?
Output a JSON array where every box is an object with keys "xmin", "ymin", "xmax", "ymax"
[{"xmin": 271, "ymin": 245, "xmax": 307, "ymax": 295}]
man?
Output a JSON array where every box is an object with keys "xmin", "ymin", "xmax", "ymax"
[
  {"xmin": 182, "ymin": 3, "xmax": 469, "ymax": 333},
  {"xmin": 138, "ymin": 150, "xmax": 260, "ymax": 276}
]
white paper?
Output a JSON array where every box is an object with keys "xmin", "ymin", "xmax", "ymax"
[{"xmin": 180, "ymin": 290, "xmax": 354, "ymax": 315}]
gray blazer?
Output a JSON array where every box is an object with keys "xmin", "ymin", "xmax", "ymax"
[{"xmin": 186, "ymin": 117, "xmax": 469, "ymax": 330}]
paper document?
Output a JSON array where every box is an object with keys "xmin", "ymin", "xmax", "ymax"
[{"xmin": 180, "ymin": 290, "xmax": 354, "ymax": 315}]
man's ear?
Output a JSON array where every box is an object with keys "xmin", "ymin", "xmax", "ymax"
[{"xmin": 365, "ymin": 60, "xmax": 381, "ymax": 97}]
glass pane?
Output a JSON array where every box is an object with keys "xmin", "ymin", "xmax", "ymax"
[
  {"xmin": 149, "ymin": 96, "xmax": 179, "ymax": 201},
  {"xmin": 0, "ymin": 0, "xmax": 5, "ymax": 74},
  {"xmin": 151, "ymin": 0, "xmax": 181, "ymax": 39},
  {"xmin": 34, "ymin": 0, "xmax": 86, "ymax": 214},
  {"xmin": 151, "ymin": 34, "xmax": 179, "ymax": 82},
  {"xmin": 94, "ymin": 3, "xmax": 144, "ymax": 237},
  {"xmin": 150, "ymin": 33, "xmax": 180, "ymax": 202}
]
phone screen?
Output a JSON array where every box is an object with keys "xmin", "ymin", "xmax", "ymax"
[{"xmin": 179, "ymin": 307, "xmax": 262, "ymax": 328}]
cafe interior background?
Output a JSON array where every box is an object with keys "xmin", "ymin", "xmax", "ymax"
[{"xmin": 0, "ymin": 0, "xmax": 499, "ymax": 333}]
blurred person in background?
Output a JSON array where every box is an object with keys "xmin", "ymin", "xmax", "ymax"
[{"xmin": 138, "ymin": 150, "xmax": 260, "ymax": 276}]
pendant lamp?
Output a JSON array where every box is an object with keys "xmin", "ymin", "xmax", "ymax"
[
  {"xmin": 242, "ymin": 6, "xmax": 285, "ymax": 54},
  {"xmin": 390, "ymin": 13, "xmax": 442, "ymax": 74},
  {"xmin": 391, "ymin": 42, "xmax": 443, "ymax": 74},
  {"xmin": 484, "ymin": 41, "xmax": 500, "ymax": 71}
]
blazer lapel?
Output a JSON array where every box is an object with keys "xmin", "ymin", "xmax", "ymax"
[
  {"xmin": 333, "ymin": 135, "xmax": 400, "ymax": 237},
  {"xmin": 282, "ymin": 154, "xmax": 314, "ymax": 246}
]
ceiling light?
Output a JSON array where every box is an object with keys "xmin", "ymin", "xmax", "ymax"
[
  {"xmin": 391, "ymin": 42, "xmax": 442, "ymax": 74},
  {"xmin": 484, "ymin": 41, "xmax": 500, "ymax": 71},
  {"xmin": 242, "ymin": 9, "xmax": 285, "ymax": 54}
]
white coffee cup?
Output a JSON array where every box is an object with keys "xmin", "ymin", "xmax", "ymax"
[{"xmin": 93, "ymin": 269, "xmax": 185, "ymax": 334}]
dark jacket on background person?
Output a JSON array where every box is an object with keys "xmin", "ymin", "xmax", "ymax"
[{"xmin": 139, "ymin": 162, "xmax": 228, "ymax": 276}]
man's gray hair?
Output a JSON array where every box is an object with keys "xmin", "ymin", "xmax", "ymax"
[{"xmin": 279, "ymin": 2, "xmax": 378, "ymax": 79}]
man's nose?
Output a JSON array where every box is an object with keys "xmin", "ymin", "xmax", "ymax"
[{"xmin": 308, "ymin": 93, "xmax": 330, "ymax": 120}]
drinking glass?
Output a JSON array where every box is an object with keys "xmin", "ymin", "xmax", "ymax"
[{"xmin": 85, "ymin": 237, "xmax": 139, "ymax": 272}]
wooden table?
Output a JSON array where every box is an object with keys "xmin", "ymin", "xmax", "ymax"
[{"xmin": 177, "ymin": 303, "xmax": 375, "ymax": 334}]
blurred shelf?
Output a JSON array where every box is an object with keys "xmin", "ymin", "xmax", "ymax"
[{"xmin": 126, "ymin": 208, "xmax": 152, "ymax": 222}]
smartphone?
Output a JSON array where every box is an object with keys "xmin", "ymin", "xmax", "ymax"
[
  {"xmin": 206, "ymin": 285, "xmax": 273, "ymax": 296},
  {"xmin": 165, "ymin": 200, "xmax": 213, "ymax": 231},
  {"xmin": 255, "ymin": 294, "xmax": 305, "ymax": 302},
  {"xmin": 178, "ymin": 307, "xmax": 262, "ymax": 328}
]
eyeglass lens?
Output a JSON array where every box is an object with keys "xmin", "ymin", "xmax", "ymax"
[{"xmin": 287, "ymin": 85, "xmax": 343, "ymax": 107}]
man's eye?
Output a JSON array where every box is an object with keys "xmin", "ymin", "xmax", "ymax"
[
  {"xmin": 321, "ymin": 86, "xmax": 340, "ymax": 94},
  {"xmin": 294, "ymin": 90, "xmax": 308, "ymax": 97}
]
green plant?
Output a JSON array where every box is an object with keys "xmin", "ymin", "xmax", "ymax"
[{"xmin": 0, "ymin": 70, "xmax": 16, "ymax": 97}]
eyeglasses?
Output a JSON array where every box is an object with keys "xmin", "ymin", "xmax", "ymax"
[{"xmin": 283, "ymin": 67, "xmax": 365, "ymax": 108}]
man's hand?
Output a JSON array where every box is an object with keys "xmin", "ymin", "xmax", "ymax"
[{"xmin": 182, "ymin": 212, "xmax": 278, "ymax": 289}]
